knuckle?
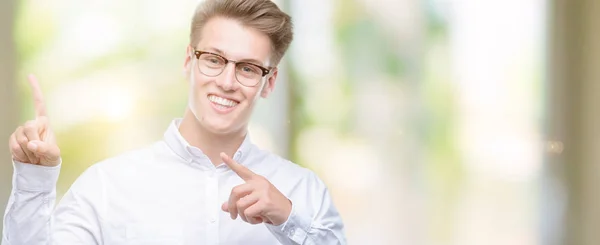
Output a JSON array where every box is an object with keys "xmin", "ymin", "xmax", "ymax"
[
  {"xmin": 258, "ymin": 178, "xmax": 269, "ymax": 187},
  {"xmin": 24, "ymin": 120, "xmax": 36, "ymax": 129},
  {"xmin": 232, "ymin": 186, "xmax": 246, "ymax": 197},
  {"xmin": 262, "ymin": 196, "xmax": 271, "ymax": 205},
  {"xmin": 36, "ymin": 145, "xmax": 47, "ymax": 153},
  {"xmin": 231, "ymin": 187, "xmax": 240, "ymax": 196},
  {"xmin": 10, "ymin": 144, "xmax": 21, "ymax": 153},
  {"xmin": 228, "ymin": 200, "xmax": 237, "ymax": 209},
  {"xmin": 23, "ymin": 126, "xmax": 35, "ymax": 134},
  {"xmin": 17, "ymin": 137, "xmax": 28, "ymax": 145}
]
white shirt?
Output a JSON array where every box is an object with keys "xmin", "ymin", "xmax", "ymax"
[{"xmin": 2, "ymin": 119, "xmax": 346, "ymax": 245}]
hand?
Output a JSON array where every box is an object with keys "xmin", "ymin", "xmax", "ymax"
[
  {"xmin": 8, "ymin": 74, "xmax": 61, "ymax": 166},
  {"xmin": 220, "ymin": 152, "xmax": 292, "ymax": 226}
]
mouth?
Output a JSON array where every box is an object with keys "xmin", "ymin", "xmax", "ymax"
[{"xmin": 207, "ymin": 94, "xmax": 239, "ymax": 113}]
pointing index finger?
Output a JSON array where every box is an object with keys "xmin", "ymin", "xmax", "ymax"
[
  {"xmin": 27, "ymin": 74, "xmax": 47, "ymax": 118},
  {"xmin": 221, "ymin": 152, "xmax": 254, "ymax": 181}
]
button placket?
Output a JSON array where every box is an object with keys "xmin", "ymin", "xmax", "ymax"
[{"xmin": 205, "ymin": 171, "xmax": 220, "ymax": 244}]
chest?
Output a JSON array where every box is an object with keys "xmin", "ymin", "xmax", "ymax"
[{"xmin": 99, "ymin": 169, "xmax": 283, "ymax": 245}]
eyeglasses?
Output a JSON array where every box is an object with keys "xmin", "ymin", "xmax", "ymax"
[{"xmin": 193, "ymin": 50, "xmax": 271, "ymax": 87}]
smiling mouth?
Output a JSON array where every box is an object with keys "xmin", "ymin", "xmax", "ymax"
[{"xmin": 207, "ymin": 94, "xmax": 239, "ymax": 109}]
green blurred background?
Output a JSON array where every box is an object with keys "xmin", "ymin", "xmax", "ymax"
[{"xmin": 1, "ymin": 0, "xmax": 600, "ymax": 244}]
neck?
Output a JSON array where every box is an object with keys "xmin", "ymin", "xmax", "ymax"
[{"xmin": 179, "ymin": 108, "xmax": 246, "ymax": 166}]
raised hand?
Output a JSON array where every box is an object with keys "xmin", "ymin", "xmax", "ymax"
[
  {"xmin": 8, "ymin": 74, "xmax": 61, "ymax": 166},
  {"xmin": 220, "ymin": 152, "xmax": 292, "ymax": 226}
]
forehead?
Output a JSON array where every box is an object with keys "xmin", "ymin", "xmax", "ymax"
[{"xmin": 196, "ymin": 17, "xmax": 272, "ymax": 65}]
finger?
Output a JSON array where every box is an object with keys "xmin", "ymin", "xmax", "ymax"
[
  {"xmin": 27, "ymin": 74, "xmax": 48, "ymax": 118},
  {"xmin": 221, "ymin": 202, "xmax": 229, "ymax": 212},
  {"xmin": 221, "ymin": 152, "xmax": 254, "ymax": 181},
  {"xmin": 28, "ymin": 140, "xmax": 61, "ymax": 165},
  {"xmin": 236, "ymin": 194, "xmax": 260, "ymax": 223},
  {"xmin": 15, "ymin": 126, "xmax": 38, "ymax": 164},
  {"xmin": 23, "ymin": 120, "xmax": 40, "ymax": 142},
  {"xmin": 227, "ymin": 183, "xmax": 254, "ymax": 220},
  {"xmin": 35, "ymin": 116, "xmax": 50, "ymax": 141},
  {"xmin": 243, "ymin": 202, "xmax": 265, "ymax": 225},
  {"xmin": 9, "ymin": 133, "xmax": 28, "ymax": 162},
  {"xmin": 23, "ymin": 121, "xmax": 42, "ymax": 164},
  {"xmin": 246, "ymin": 215, "xmax": 263, "ymax": 224}
]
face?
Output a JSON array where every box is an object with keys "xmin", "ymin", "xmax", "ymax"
[{"xmin": 183, "ymin": 17, "xmax": 278, "ymax": 135}]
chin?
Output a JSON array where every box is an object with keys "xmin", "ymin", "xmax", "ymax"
[{"xmin": 201, "ymin": 117, "xmax": 242, "ymax": 135}]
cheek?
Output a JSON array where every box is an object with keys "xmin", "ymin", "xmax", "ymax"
[
  {"xmin": 189, "ymin": 75, "xmax": 210, "ymax": 107},
  {"xmin": 241, "ymin": 87, "xmax": 263, "ymax": 105},
  {"xmin": 190, "ymin": 72, "xmax": 210, "ymax": 92}
]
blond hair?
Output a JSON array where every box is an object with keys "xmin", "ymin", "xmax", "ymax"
[{"xmin": 190, "ymin": 0, "xmax": 294, "ymax": 66}]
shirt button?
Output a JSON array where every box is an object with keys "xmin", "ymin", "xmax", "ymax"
[
  {"xmin": 209, "ymin": 217, "xmax": 216, "ymax": 223},
  {"xmin": 289, "ymin": 229, "xmax": 295, "ymax": 236}
]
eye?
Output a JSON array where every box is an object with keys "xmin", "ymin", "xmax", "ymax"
[
  {"xmin": 200, "ymin": 54, "xmax": 226, "ymax": 69},
  {"xmin": 240, "ymin": 65, "xmax": 260, "ymax": 75}
]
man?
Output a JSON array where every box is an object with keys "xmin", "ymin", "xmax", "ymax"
[{"xmin": 2, "ymin": 0, "xmax": 346, "ymax": 244}]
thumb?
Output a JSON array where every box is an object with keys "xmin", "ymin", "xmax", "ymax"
[{"xmin": 27, "ymin": 140, "xmax": 61, "ymax": 164}]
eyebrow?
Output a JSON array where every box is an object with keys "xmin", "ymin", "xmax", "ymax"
[{"xmin": 204, "ymin": 47, "xmax": 267, "ymax": 67}]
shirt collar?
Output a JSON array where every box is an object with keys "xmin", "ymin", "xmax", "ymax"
[{"xmin": 163, "ymin": 118, "xmax": 253, "ymax": 167}]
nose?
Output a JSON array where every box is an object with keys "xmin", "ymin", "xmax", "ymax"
[{"xmin": 215, "ymin": 63, "xmax": 237, "ymax": 91}]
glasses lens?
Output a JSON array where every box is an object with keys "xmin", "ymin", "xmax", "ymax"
[
  {"xmin": 235, "ymin": 63, "xmax": 263, "ymax": 86},
  {"xmin": 198, "ymin": 53, "xmax": 226, "ymax": 77}
]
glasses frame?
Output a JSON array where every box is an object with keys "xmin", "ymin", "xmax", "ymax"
[{"xmin": 193, "ymin": 50, "xmax": 271, "ymax": 87}]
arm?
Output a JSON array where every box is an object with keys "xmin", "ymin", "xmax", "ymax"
[
  {"xmin": 2, "ymin": 161, "xmax": 103, "ymax": 245},
  {"xmin": 220, "ymin": 153, "xmax": 347, "ymax": 245},
  {"xmin": 2, "ymin": 161, "xmax": 60, "ymax": 245},
  {"xmin": 265, "ymin": 172, "xmax": 346, "ymax": 245},
  {"xmin": 3, "ymin": 75, "xmax": 102, "ymax": 245},
  {"xmin": 2, "ymin": 162, "xmax": 102, "ymax": 245}
]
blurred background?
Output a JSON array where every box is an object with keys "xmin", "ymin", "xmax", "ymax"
[{"xmin": 1, "ymin": 0, "xmax": 599, "ymax": 244}]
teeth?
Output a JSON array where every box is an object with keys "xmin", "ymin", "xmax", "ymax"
[{"xmin": 208, "ymin": 95, "xmax": 238, "ymax": 107}]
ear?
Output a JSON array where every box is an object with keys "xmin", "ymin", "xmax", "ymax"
[
  {"xmin": 260, "ymin": 67, "xmax": 278, "ymax": 98},
  {"xmin": 183, "ymin": 46, "xmax": 193, "ymax": 78}
]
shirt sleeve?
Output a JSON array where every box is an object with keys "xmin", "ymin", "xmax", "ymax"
[
  {"xmin": 2, "ymin": 160, "xmax": 103, "ymax": 245},
  {"xmin": 266, "ymin": 172, "xmax": 347, "ymax": 245},
  {"xmin": 3, "ymin": 160, "xmax": 60, "ymax": 245}
]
